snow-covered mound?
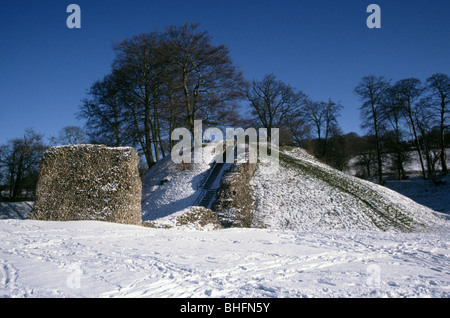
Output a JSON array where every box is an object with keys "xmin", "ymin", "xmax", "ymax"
[
  {"xmin": 141, "ymin": 145, "xmax": 447, "ymax": 232},
  {"xmin": 251, "ymin": 148, "xmax": 448, "ymax": 232},
  {"xmin": 141, "ymin": 144, "xmax": 224, "ymax": 222}
]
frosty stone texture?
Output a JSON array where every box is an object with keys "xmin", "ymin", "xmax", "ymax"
[
  {"xmin": 212, "ymin": 162, "xmax": 257, "ymax": 227},
  {"xmin": 29, "ymin": 145, "xmax": 142, "ymax": 225}
]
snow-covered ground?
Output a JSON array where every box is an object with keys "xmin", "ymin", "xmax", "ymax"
[
  {"xmin": 385, "ymin": 174, "xmax": 450, "ymax": 214},
  {"xmin": 0, "ymin": 219, "xmax": 448, "ymax": 298}
]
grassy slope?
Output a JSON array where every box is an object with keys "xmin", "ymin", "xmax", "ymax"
[{"xmin": 279, "ymin": 151, "xmax": 414, "ymax": 231}]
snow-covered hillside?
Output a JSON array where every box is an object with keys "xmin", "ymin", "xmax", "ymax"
[
  {"xmin": 251, "ymin": 148, "xmax": 448, "ymax": 232},
  {"xmin": 141, "ymin": 146, "xmax": 448, "ymax": 232},
  {"xmin": 141, "ymin": 144, "xmax": 228, "ymax": 223}
]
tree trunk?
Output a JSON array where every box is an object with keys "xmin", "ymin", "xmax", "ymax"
[
  {"xmin": 9, "ymin": 171, "xmax": 15, "ymax": 199},
  {"xmin": 12, "ymin": 157, "xmax": 24, "ymax": 200},
  {"xmin": 168, "ymin": 94, "xmax": 175, "ymax": 150},
  {"xmin": 322, "ymin": 125, "xmax": 329, "ymax": 158},
  {"xmin": 150, "ymin": 115, "xmax": 160, "ymax": 162},
  {"xmin": 315, "ymin": 125, "xmax": 322, "ymax": 158},
  {"xmin": 424, "ymin": 138, "xmax": 434, "ymax": 179},
  {"xmin": 374, "ymin": 127, "xmax": 383, "ymax": 185},
  {"xmin": 131, "ymin": 103, "xmax": 153, "ymax": 167},
  {"xmin": 372, "ymin": 103, "xmax": 383, "ymax": 185},
  {"xmin": 183, "ymin": 72, "xmax": 194, "ymax": 134},
  {"xmin": 156, "ymin": 114, "xmax": 166, "ymax": 158},
  {"xmin": 113, "ymin": 99, "xmax": 122, "ymax": 147},
  {"xmin": 440, "ymin": 107, "xmax": 448, "ymax": 173},
  {"xmin": 408, "ymin": 113, "xmax": 427, "ymax": 179}
]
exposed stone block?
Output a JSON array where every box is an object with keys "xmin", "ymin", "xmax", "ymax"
[{"xmin": 29, "ymin": 145, "xmax": 142, "ymax": 225}]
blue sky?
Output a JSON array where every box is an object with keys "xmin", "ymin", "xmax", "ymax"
[{"xmin": 1, "ymin": 0, "xmax": 449, "ymax": 145}]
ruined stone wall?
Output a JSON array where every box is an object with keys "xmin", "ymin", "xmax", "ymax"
[
  {"xmin": 212, "ymin": 162, "xmax": 257, "ymax": 227},
  {"xmin": 29, "ymin": 145, "xmax": 142, "ymax": 225}
]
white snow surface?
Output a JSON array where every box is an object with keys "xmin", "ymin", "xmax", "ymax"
[
  {"xmin": 0, "ymin": 219, "xmax": 449, "ymax": 298},
  {"xmin": 141, "ymin": 144, "xmax": 225, "ymax": 221}
]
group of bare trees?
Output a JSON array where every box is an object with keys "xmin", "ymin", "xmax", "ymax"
[
  {"xmin": 354, "ymin": 73, "xmax": 450, "ymax": 183},
  {"xmin": 0, "ymin": 129, "xmax": 46, "ymax": 200},
  {"xmin": 218, "ymin": 73, "xmax": 345, "ymax": 168},
  {"xmin": 78, "ymin": 24, "xmax": 347, "ymax": 170},
  {"xmin": 78, "ymin": 24, "xmax": 246, "ymax": 168}
]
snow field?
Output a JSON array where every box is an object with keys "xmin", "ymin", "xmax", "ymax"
[{"xmin": 0, "ymin": 219, "xmax": 448, "ymax": 298}]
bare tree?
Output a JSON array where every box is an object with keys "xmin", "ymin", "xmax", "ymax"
[
  {"xmin": 303, "ymin": 100, "xmax": 326, "ymax": 155},
  {"xmin": 322, "ymin": 125, "xmax": 350, "ymax": 170},
  {"xmin": 78, "ymin": 72, "xmax": 129, "ymax": 147},
  {"xmin": 415, "ymin": 99, "xmax": 443, "ymax": 181},
  {"xmin": 321, "ymin": 99, "xmax": 343, "ymax": 158},
  {"xmin": 79, "ymin": 24, "xmax": 246, "ymax": 169},
  {"xmin": 381, "ymin": 86, "xmax": 411, "ymax": 180},
  {"xmin": 162, "ymin": 23, "xmax": 246, "ymax": 134},
  {"xmin": 285, "ymin": 114, "xmax": 312, "ymax": 148},
  {"xmin": 354, "ymin": 75, "xmax": 391, "ymax": 185},
  {"xmin": 113, "ymin": 32, "xmax": 165, "ymax": 166},
  {"xmin": 302, "ymin": 98, "xmax": 342, "ymax": 159},
  {"xmin": 247, "ymin": 74, "xmax": 308, "ymax": 142},
  {"xmin": 0, "ymin": 129, "xmax": 46, "ymax": 200},
  {"xmin": 158, "ymin": 60, "xmax": 186, "ymax": 151},
  {"xmin": 426, "ymin": 73, "xmax": 450, "ymax": 174},
  {"xmin": 57, "ymin": 126, "xmax": 86, "ymax": 145},
  {"xmin": 392, "ymin": 78, "xmax": 427, "ymax": 179},
  {"xmin": 353, "ymin": 135, "xmax": 379, "ymax": 180}
]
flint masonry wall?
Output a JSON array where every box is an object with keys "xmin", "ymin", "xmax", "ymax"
[
  {"xmin": 29, "ymin": 145, "xmax": 142, "ymax": 225},
  {"xmin": 212, "ymin": 161, "xmax": 257, "ymax": 227}
]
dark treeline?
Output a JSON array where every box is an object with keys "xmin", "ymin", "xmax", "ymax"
[
  {"xmin": 1, "ymin": 24, "xmax": 449, "ymax": 200},
  {"xmin": 0, "ymin": 129, "xmax": 46, "ymax": 201},
  {"xmin": 354, "ymin": 74, "xmax": 450, "ymax": 184}
]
